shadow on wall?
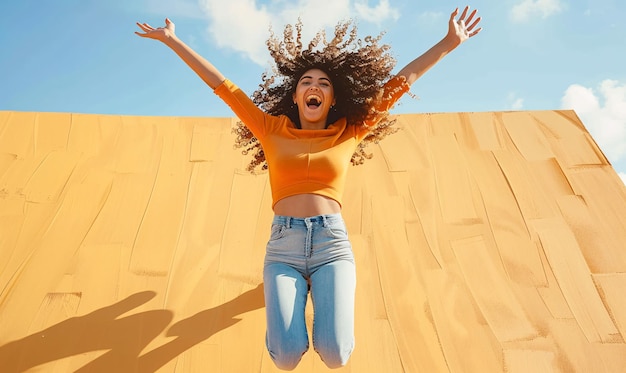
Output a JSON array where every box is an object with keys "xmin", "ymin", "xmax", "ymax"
[{"xmin": 0, "ymin": 284, "xmax": 265, "ymax": 372}]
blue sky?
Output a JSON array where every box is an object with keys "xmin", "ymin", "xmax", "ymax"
[{"xmin": 1, "ymin": 0, "xmax": 625, "ymax": 183}]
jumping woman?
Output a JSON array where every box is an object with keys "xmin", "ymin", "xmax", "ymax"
[{"xmin": 135, "ymin": 6, "xmax": 481, "ymax": 370}]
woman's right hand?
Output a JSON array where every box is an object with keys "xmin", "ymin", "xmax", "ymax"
[
  {"xmin": 135, "ymin": 18, "xmax": 176, "ymax": 42},
  {"xmin": 134, "ymin": 17, "xmax": 226, "ymax": 89}
]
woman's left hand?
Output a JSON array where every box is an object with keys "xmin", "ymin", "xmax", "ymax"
[
  {"xmin": 135, "ymin": 18, "xmax": 177, "ymax": 43},
  {"xmin": 445, "ymin": 6, "xmax": 482, "ymax": 48}
]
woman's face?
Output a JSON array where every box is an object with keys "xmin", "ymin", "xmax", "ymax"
[{"xmin": 293, "ymin": 68, "xmax": 336, "ymax": 128}]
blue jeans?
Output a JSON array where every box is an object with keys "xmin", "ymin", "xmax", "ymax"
[{"xmin": 263, "ymin": 214, "xmax": 356, "ymax": 370}]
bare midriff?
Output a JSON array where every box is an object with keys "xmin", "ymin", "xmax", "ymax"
[{"xmin": 272, "ymin": 194, "xmax": 341, "ymax": 218}]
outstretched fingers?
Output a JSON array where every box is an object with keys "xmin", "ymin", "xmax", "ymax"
[
  {"xmin": 455, "ymin": 6, "xmax": 473, "ymax": 28},
  {"xmin": 465, "ymin": 9, "xmax": 477, "ymax": 25},
  {"xmin": 455, "ymin": 6, "xmax": 483, "ymax": 38},
  {"xmin": 465, "ymin": 10, "xmax": 482, "ymax": 37},
  {"xmin": 449, "ymin": 7, "xmax": 460, "ymax": 22},
  {"xmin": 458, "ymin": 6, "xmax": 469, "ymax": 21},
  {"xmin": 468, "ymin": 18, "xmax": 482, "ymax": 37},
  {"xmin": 135, "ymin": 18, "xmax": 175, "ymax": 38},
  {"xmin": 135, "ymin": 22, "xmax": 155, "ymax": 36}
]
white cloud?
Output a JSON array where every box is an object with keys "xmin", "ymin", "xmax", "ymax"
[
  {"xmin": 511, "ymin": 98, "xmax": 524, "ymax": 111},
  {"xmin": 619, "ymin": 172, "xmax": 626, "ymax": 186},
  {"xmin": 198, "ymin": 0, "xmax": 399, "ymax": 65},
  {"xmin": 507, "ymin": 92, "xmax": 524, "ymax": 110},
  {"xmin": 510, "ymin": 0, "xmax": 565, "ymax": 23},
  {"xmin": 561, "ymin": 79, "xmax": 626, "ymax": 166},
  {"xmin": 355, "ymin": 0, "xmax": 400, "ymax": 24},
  {"xmin": 417, "ymin": 11, "xmax": 444, "ymax": 25},
  {"xmin": 199, "ymin": 0, "xmax": 273, "ymax": 65}
]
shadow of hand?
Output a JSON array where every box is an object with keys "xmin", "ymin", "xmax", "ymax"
[
  {"xmin": 135, "ymin": 283, "xmax": 265, "ymax": 372},
  {"xmin": 0, "ymin": 291, "xmax": 172, "ymax": 372},
  {"xmin": 0, "ymin": 284, "xmax": 265, "ymax": 373}
]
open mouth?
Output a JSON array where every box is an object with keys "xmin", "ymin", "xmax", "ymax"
[{"xmin": 306, "ymin": 94, "xmax": 322, "ymax": 109}]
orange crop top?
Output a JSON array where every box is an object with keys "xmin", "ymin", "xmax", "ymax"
[{"xmin": 214, "ymin": 77, "xmax": 409, "ymax": 208}]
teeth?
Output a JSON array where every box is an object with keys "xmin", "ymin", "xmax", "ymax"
[{"xmin": 306, "ymin": 95, "xmax": 322, "ymax": 106}]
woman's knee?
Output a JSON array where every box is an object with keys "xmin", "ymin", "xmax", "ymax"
[
  {"xmin": 316, "ymin": 343, "xmax": 354, "ymax": 369},
  {"xmin": 267, "ymin": 340, "xmax": 309, "ymax": 370}
]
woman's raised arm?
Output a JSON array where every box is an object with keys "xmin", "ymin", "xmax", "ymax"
[
  {"xmin": 135, "ymin": 18, "xmax": 226, "ymax": 89},
  {"xmin": 395, "ymin": 6, "xmax": 482, "ymax": 86}
]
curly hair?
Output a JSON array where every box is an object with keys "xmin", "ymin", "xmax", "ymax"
[{"xmin": 232, "ymin": 19, "xmax": 406, "ymax": 172}]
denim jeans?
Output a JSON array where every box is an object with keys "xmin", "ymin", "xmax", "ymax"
[{"xmin": 263, "ymin": 213, "xmax": 356, "ymax": 370}]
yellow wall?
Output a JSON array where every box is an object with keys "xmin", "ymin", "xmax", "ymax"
[{"xmin": 1, "ymin": 110, "xmax": 625, "ymax": 372}]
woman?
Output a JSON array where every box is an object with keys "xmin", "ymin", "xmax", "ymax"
[{"xmin": 136, "ymin": 6, "xmax": 481, "ymax": 370}]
